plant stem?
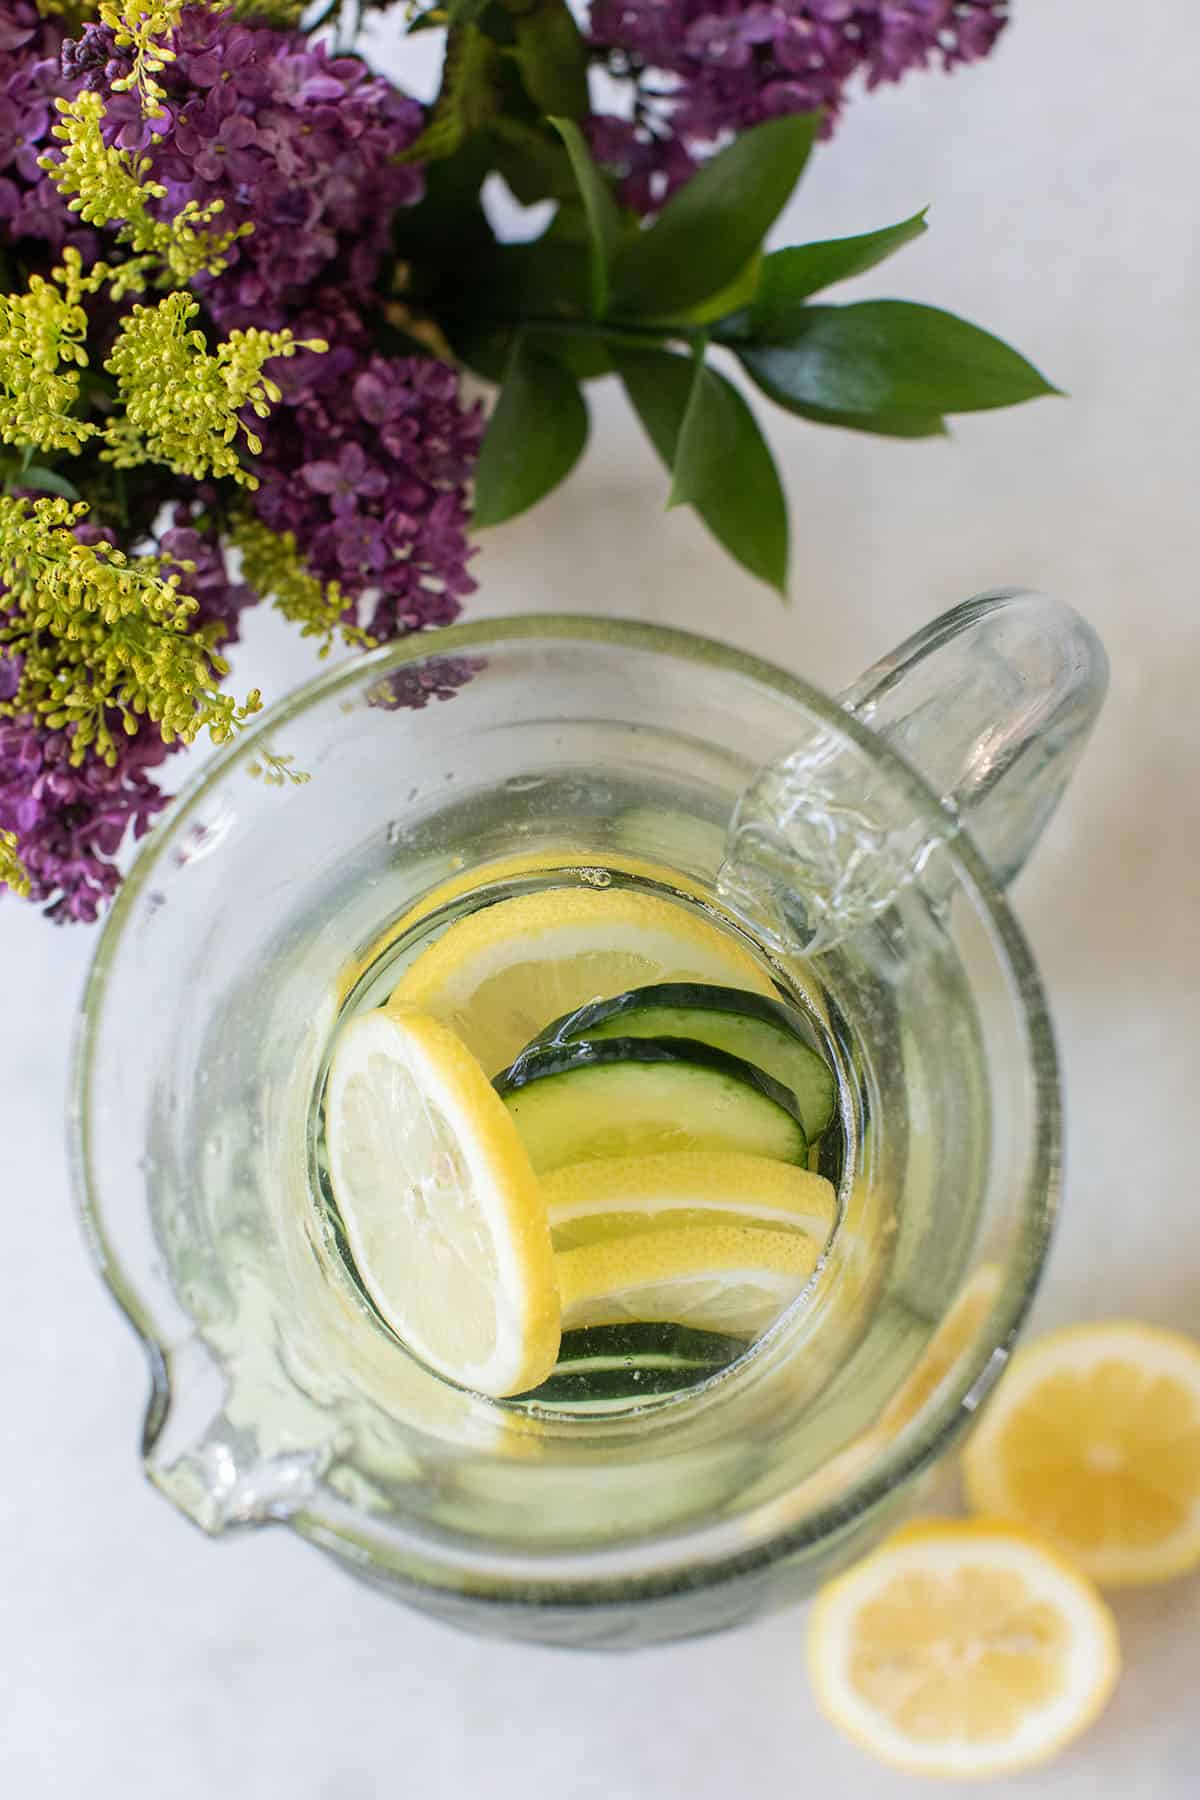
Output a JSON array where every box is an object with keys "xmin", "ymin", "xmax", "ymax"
[{"xmin": 448, "ymin": 313, "xmax": 705, "ymax": 350}]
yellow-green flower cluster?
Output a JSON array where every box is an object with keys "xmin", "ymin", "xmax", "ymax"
[
  {"xmin": 0, "ymin": 828, "xmax": 30, "ymax": 898},
  {"xmin": 96, "ymin": 0, "xmax": 185, "ymax": 116},
  {"xmin": 229, "ymin": 513, "xmax": 370, "ymax": 655},
  {"xmin": 103, "ymin": 293, "xmax": 326, "ymax": 488},
  {"xmin": 41, "ymin": 91, "xmax": 251, "ymax": 286},
  {"xmin": 0, "ymin": 252, "xmax": 97, "ymax": 455},
  {"xmin": 0, "ymin": 495, "xmax": 261, "ymax": 765}
]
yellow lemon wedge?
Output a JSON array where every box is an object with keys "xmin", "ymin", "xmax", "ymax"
[
  {"xmin": 389, "ymin": 885, "xmax": 773, "ymax": 1075},
  {"xmin": 555, "ymin": 1224, "xmax": 820, "ymax": 1339},
  {"xmin": 963, "ymin": 1319, "xmax": 1200, "ymax": 1585},
  {"xmin": 324, "ymin": 1006, "xmax": 560, "ymax": 1397},
  {"xmin": 808, "ymin": 1519, "xmax": 1120, "ymax": 1778}
]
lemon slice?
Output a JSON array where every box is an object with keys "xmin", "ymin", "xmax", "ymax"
[
  {"xmin": 324, "ymin": 1006, "xmax": 560, "ymax": 1397},
  {"xmin": 555, "ymin": 1224, "xmax": 819, "ymax": 1338},
  {"xmin": 544, "ymin": 1151, "xmax": 837, "ymax": 1250},
  {"xmin": 391, "ymin": 845, "xmax": 712, "ymax": 933},
  {"xmin": 390, "ymin": 886, "xmax": 774, "ymax": 1075},
  {"xmin": 962, "ymin": 1320, "xmax": 1200, "ymax": 1585},
  {"xmin": 340, "ymin": 846, "xmax": 717, "ymax": 1000},
  {"xmin": 808, "ymin": 1520, "xmax": 1120, "ymax": 1778}
]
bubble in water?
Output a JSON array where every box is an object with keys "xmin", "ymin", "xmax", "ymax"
[
  {"xmin": 577, "ymin": 867, "xmax": 612, "ymax": 889},
  {"xmin": 502, "ymin": 774, "xmax": 545, "ymax": 794}
]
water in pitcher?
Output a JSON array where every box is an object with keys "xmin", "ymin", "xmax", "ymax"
[{"xmin": 306, "ymin": 763, "xmax": 990, "ymax": 1434}]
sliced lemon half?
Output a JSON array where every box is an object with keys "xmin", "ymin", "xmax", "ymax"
[
  {"xmin": 555, "ymin": 1223, "xmax": 820, "ymax": 1339},
  {"xmin": 324, "ymin": 1006, "xmax": 560, "ymax": 1398},
  {"xmin": 808, "ymin": 1519, "xmax": 1120, "ymax": 1779},
  {"xmin": 389, "ymin": 885, "xmax": 774, "ymax": 1075},
  {"xmin": 963, "ymin": 1319, "xmax": 1200, "ymax": 1585}
]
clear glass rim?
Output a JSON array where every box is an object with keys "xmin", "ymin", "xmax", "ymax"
[{"xmin": 70, "ymin": 613, "xmax": 1060, "ymax": 1606}]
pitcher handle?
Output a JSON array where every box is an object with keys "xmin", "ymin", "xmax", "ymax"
[
  {"xmin": 836, "ymin": 589, "xmax": 1108, "ymax": 887},
  {"xmin": 718, "ymin": 589, "xmax": 1108, "ymax": 956}
]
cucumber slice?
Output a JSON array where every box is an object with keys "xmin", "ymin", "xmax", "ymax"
[
  {"xmin": 540, "ymin": 983, "xmax": 837, "ymax": 1140},
  {"xmin": 520, "ymin": 1322, "xmax": 743, "ymax": 1403},
  {"xmin": 495, "ymin": 1036, "xmax": 808, "ymax": 1173}
]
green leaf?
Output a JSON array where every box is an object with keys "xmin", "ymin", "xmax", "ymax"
[
  {"xmin": 610, "ymin": 114, "xmax": 819, "ymax": 320},
  {"xmin": 394, "ymin": 133, "xmax": 494, "ymax": 259},
  {"xmin": 737, "ymin": 213, "xmax": 928, "ymax": 335},
  {"xmin": 489, "ymin": 117, "xmax": 578, "ymax": 204},
  {"xmin": 394, "ymin": 25, "xmax": 500, "ymax": 166},
  {"xmin": 450, "ymin": 319, "xmax": 611, "ymax": 383},
  {"xmin": 672, "ymin": 254, "xmax": 762, "ymax": 326},
  {"xmin": 734, "ymin": 301, "xmax": 1060, "ymax": 415},
  {"xmin": 776, "ymin": 401, "xmax": 947, "ymax": 438},
  {"xmin": 540, "ymin": 199, "xmax": 589, "ymax": 245},
  {"xmin": 443, "ymin": 0, "xmax": 492, "ymax": 22},
  {"xmin": 487, "ymin": 238, "xmax": 592, "ymax": 316},
  {"xmin": 505, "ymin": 0, "xmax": 590, "ymax": 120},
  {"xmin": 445, "ymin": 320, "xmax": 513, "ymax": 383},
  {"xmin": 17, "ymin": 464, "xmax": 83, "ymax": 500},
  {"xmin": 616, "ymin": 346, "xmax": 789, "ymax": 594},
  {"xmin": 550, "ymin": 116, "xmax": 623, "ymax": 317},
  {"xmin": 473, "ymin": 338, "xmax": 589, "ymax": 527},
  {"xmin": 535, "ymin": 332, "xmax": 612, "ymax": 382},
  {"xmin": 734, "ymin": 352, "xmax": 948, "ymax": 436},
  {"xmin": 636, "ymin": 254, "xmax": 764, "ymax": 329}
]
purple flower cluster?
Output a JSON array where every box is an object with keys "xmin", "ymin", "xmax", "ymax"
[
  {"xmin": 588, "ymin": 0, "xmax": 1008, "ymax": 208},
  {"xmin": 0, "ymin": 703, "xmax": 172, "ymax": 922},
  {"xmin": 0, "ymin": 7, "xmax": 492, "ymax": 918},
  {"xmin": 0, "ymin": 510, "xmax": 252, "ymax": 920},
  {"xmin": 82, "ymin": 7, "xmax": 427, "ymax": 329},
  {"xmin": 68, "ymin": 8, "xmax": 485, "ymax": 639},
  {"xmin": 0, "ymin": 0, "xmax": 88, "ymax": 252},
  {"xmin": 252, "ymin": 332, "xmax": 484, "ymax": 642}
]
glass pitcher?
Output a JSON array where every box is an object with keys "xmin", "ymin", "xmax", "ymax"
[{"xmin": 71, "ymin": 590, "xmax": 1107, "ymax": 1649}]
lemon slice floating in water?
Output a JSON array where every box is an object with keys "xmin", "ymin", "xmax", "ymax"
[
  {"xmin": 324, "ymin": 1006, "xmax": 560, "ymax": 1397},
  {"xmin": 543, "ymin": 1150, "xmax": 837, "ymax": 1250},
  {"xmin": 389, "ymin": 885, "xmax": 774, "ymax": 1076},
  {"xmin": 555, "ymin": 1224, "xmax": 820, "ymax": 1339}
]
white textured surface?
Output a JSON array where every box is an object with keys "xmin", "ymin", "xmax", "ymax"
[{"xmin": 3, "ymin": 2, "xmax": 1198, "ymax": 1793}]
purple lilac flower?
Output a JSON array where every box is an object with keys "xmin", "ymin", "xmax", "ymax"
[
  {"xmin": 251, "ymin": 329, "xmax": 484, "ymax": 644},
  {"xmin": 0, "ymin": 511, "xmax": 252, "ymax": 920},
  {"xmin": 0, "ymin": 0, "xmax": 91, "ymax": 252},
  {"xmin": 58, "ymin": 11, "xmax": 484, "ymax": 635},
  {"xmin": 0, "ymin": 707, "xmax": 172, "ymax": 921},
  {"xmin": 68, "ymin": 6, "xmax": 428, "ymax": 329},
  {"xmin": 588, "ymin": 0, "xmax": 1009, "ymax": 207}
]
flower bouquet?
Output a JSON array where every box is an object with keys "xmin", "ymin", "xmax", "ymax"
[{"xmin": 0, "ymin": 0, "xmax": 1053, "ymax": 921}]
